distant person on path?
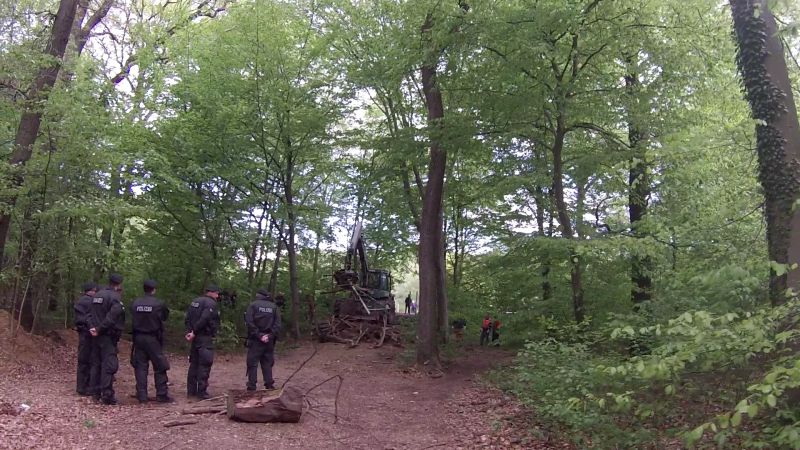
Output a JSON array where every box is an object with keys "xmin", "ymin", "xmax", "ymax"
[
  {"xmin": 411, "ymin": 301, "xmax": 417, "ymax": 314},
  {"xmin": 275, "ymin": 291, "xmax": 286, "ymax": 310},
  {"xmin": 74, "ymin": 281, "xmax": 98, "ymax": 396},
  {"xmin": 130, "ymin": 279, "xmax": 174, "ymax": 404},
  {"xmin": 245, "ymin": 288, "xmax": 281, "ymax": 391},
  {"xmin": 184, "ymin": 285, "xmax": 221, "ymax": 400},
  {"xmin": 452, "ymin": 318, "xmax": 466, "ymax": 341},
  {"xmin": 492, "ymin": 319, "xmax": 501, "ymax": 344},
  {"xmin": 88, "ymin": 273, "xmax": 126, "ymax": 405},
  {"xmin": 480, "ymin": 314, "xmax": 493, "ymax": 346},
  {"xmin": 405, "ymin": 294, "xmax": 412, "ymax": 314}
]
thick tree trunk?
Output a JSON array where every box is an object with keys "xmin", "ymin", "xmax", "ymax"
[
  {"xmin": 731, "ymin": 0, "xmax": 800, "ymax": 304},
  {"xmin": 416, "ymin": 15, "xmax": 447, "ymax": 366},
  {"xmin": 0, "ymin": 0, "xmax": 78, "ymax": 265},
  {"xmin": 625, "ymin": 64, "xmax": 652, "ymax": 308}
]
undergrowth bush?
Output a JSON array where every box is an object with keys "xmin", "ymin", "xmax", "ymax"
[{"xmin": 499, "ymin": 298, "xmax": 800, "ymax": 449}]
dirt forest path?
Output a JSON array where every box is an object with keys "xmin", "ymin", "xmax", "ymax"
[{"xmin": 0, "ymin": 320, "xmax": 542, "ymax": 450}]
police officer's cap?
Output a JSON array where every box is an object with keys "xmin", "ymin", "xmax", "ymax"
[
  {"xmin": 144, "ymin": 279, "xmax": 158, "ymax": 290},
  {"xmin": 83, "ymin": 282, "xmax": 98, "ymax": 293},
  {"xmin": 257, "ymin": 288, "xmax": 270, "ymax": 297},
  {"xmin": 205, "ymin": 285, "xmax": 220, "ymax": 293},
  {"xmin": 109, "ymin": 273, "xmax": 123, "ymax": 284}
]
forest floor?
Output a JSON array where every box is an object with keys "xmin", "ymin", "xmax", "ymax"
[{"xmin": 0, "ymin": 312, "xmax": 561, "ymax": 450}]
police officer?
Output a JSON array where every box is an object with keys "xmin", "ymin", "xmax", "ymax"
[
  {"xmin": 88, "ymin": 273, "xmax": 126, "ymax": 405},
  {"xmin": 244, "ymin": 288, "xmax": 281, "ymax": 391},
  {"xmin": 74, "ymin": 281, "xmax": 98, "ymax": 396},
  {"xmin": 184, "ymin": 285, "xmax": 221, "ymax": 399},
  {"xmin": 130, "ymin": 279, "xmax": 174, "ymax": 404}
]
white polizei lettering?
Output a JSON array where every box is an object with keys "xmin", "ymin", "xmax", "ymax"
[
  {"xmin": 93, "ymin": 298, "xmax": 103, "ymax": 304},
  {"xmin": 190, "ymin": 302, "xmax": 200, "ymax": 307},
  {"xmin": 136, "ymin": 306, "xmax": 153, "ymax": 312},
  {"xmin": 258, "ymin": 307, "xmax": 273, "ymax": 313}
]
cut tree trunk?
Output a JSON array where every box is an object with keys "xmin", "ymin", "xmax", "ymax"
[{"xmin": 226, "ymin": 388, "xmax": 303, "ymax": 423}]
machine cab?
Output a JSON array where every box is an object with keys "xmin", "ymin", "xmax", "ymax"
[{"xmin": 365, "ymin": 269, "xmax": 392, "ymax": 293}]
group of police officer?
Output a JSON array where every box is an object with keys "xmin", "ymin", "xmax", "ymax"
[{"xmin": 74, "ymin": 273, "xmax": 282, "ymax": 405}]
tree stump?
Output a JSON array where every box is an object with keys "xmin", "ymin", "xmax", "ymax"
[{"xmin": 226, "ymin": 387, "xmax": 303, "ymax": 423}]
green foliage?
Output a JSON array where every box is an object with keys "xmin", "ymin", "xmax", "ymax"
[{"xmin": 0, "ymin": 0, "xmax": 799, "ymax": 447}]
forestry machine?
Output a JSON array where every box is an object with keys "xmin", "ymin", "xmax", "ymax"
[{"xmin": 330, "ymin": 221, "xmax": 397, "ymax": 325}]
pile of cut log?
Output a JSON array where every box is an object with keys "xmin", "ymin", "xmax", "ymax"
[
  {"xmin": 314, "ymin": 316, "xmax": 402, "ymax": 348},
  {"xmin": 169, "ymin": 387, "xmax": 303, "ymax": 425}
]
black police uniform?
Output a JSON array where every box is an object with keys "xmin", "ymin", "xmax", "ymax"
[
  {"xmin": 130, "ymin": 280, "xmax": 171, "ymax": 403},
  {"xmin": 74, "ymin": 282, "xmax": 97, "ymax": 396},
  {"xmin": 185, "ymin": 286, "xmax": 220, "ymax": 398},
  {"xmin": 245, "ymin": 289, "xmax": 282, "ymax": 390},
  {"xmin": 88, "ymin": 274, "xmax": 126, "ymax": 403}
]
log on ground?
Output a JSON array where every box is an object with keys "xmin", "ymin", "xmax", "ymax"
[
  {"xmin": 226, "ymin": 387, "xmax": 303, "ymax": 423},
  {"xmin": 163, "ymin": 418, "xmax": 199, "ymax": 427}
]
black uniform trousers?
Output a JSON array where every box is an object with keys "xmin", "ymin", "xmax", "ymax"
[
  {"xmin": 133, "ymin": 334, "xmax": 170, "ymax": 400},
  {"xmin": 187, "ymin": 335, "xmax": 214, "ymax": 396},
  {"xmin": 90, "ymin": 332, "xmax": 120, "ymax": 399},
  {"xmin": 76, "ymin": 330, "xmax": 93, "ymax": 394},
  {"xmin": 246, "ymin": 338, "xmax": 275, "ymax": 389}
]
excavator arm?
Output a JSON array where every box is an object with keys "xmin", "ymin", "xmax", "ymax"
[{"xmin": 344, "ymin": 221, "xmax": 370, "ymax": 285}]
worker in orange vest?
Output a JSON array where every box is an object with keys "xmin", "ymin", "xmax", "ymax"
[{"xmin": 480, "ymin": 314, "xmax": 492, "ymax": 346}]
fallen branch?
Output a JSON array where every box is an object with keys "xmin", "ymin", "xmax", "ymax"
[
  {"xmin": 372, "ymin": 315, "xmax": 388, "ymax": 349},
  {"xmin": 281, "ymin": 342, "xmax": 318, "ymax": 389},
  {"xmin": 163, "ymin": 418, "xmax": 199, "ymax": 427},
  {"xmin": 304, "ymin": 375, "xmax": 344, "ymax": 424},
  {"xmin": 194, "ymin": 395, "xmax": 225, "ymax": 404},
  {"xmin": 156, "ymin": 441, "xmax": 175, "ymax": 450},
  {"xmin": 181, "ymin": 405, "xmax": 226, "ymax": 415}
]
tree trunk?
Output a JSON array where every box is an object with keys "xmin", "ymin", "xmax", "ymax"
[
  {"xmin": 284, "ymin": 134, "xmax": 301, "ymax": 340},
  {"xmin": 14, "ymin": 211, "xmax": 36, "ymax": 332},
  {"xmin": 551, "ymin": 117, "xmax": 584, "ymax": 323},
  {"xmin": 532, "ymin": 181, "xmax": 552, "ymax": 301},
  {"xmin": 0, "ymin": 0, "xmax": 78, "ymax": 265},
  {"xmin": 268, "ymin": 220, "xmax": 285, "ymax": 295},
  {"xmin": 247, "ymin": 209, "xmax": 267, "ymax": 287},
  {"xmin": 416, "ymin": 15, "xmax": 448, "ymax": 366},
  {"xmin": 625, "ymin": 62, "xmax": 652, "ymax": 309},
  {"xmin": 731, "ymin": 0, "xmax": 800, "ymax": 304}
]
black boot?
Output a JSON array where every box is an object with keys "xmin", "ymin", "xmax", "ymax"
[
  {"xmin": 102, "ymin": 397, "xmax": 119, "ymax": 406},
  {"xmin": 196, "ymin": 391, "xmax": 212, "ymax": 400},
  {"xmin": 157, "ymin": 395, "xmax": 175, "ymax": 403}
]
